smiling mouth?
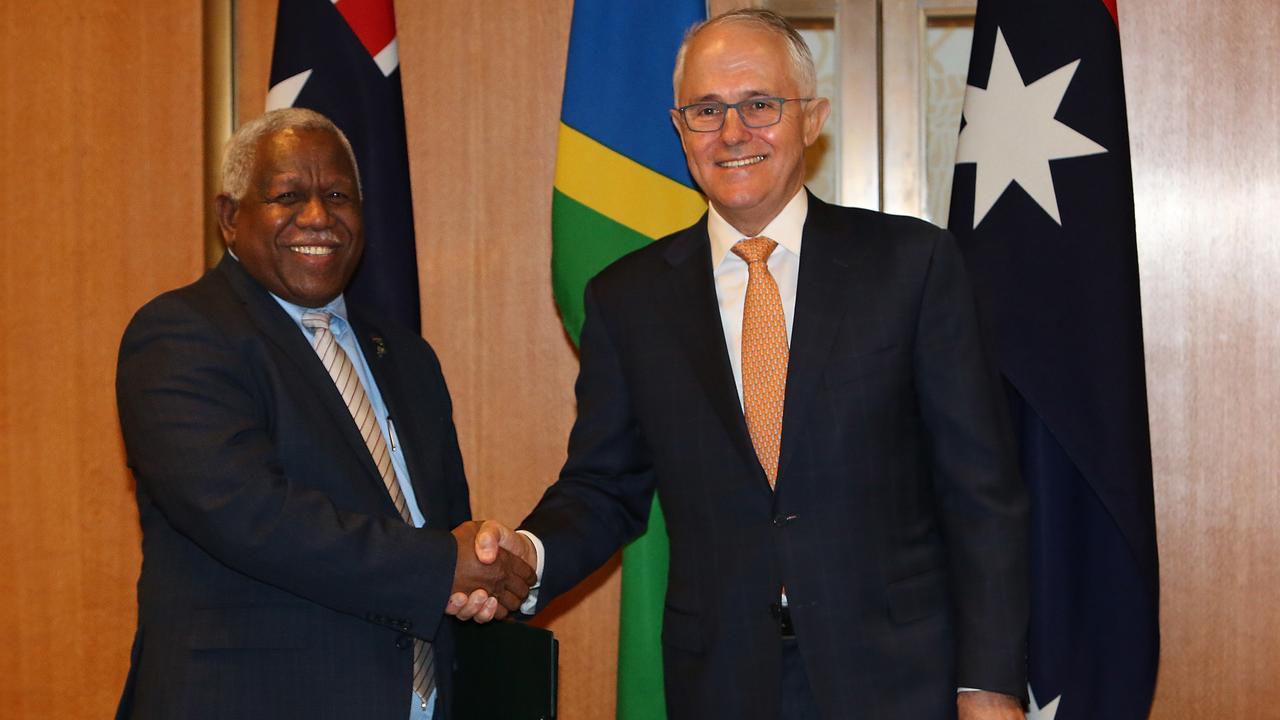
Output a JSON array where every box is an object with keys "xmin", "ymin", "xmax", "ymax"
[
  {"xmin": 290, "ymin": 245, "xmax": 336, "ymax": 256},
  {"xmin": 718, "ymin": 155, "xmax": 766, "ymax": 169}
]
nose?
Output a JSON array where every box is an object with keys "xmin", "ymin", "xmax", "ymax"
[
  {"xmin": 296, "ymin": 194, "xmax": 331, "ymax": 228},
  {"xmin": 719, "ymin": 107, "xmax": 751, "ymax": 145}
]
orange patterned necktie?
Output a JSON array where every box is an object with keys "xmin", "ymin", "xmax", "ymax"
[{"xmin": 732, "ymin": 237, "xmax": 789, "ymax": 488}]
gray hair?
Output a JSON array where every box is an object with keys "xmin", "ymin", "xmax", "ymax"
[
  {"xmin": 671, "ymin": 8, "xmax": 817, "ymax": 102},
  {"xmin": 220, "ymin": 107, "xmax": 361, "ymax": 200}
]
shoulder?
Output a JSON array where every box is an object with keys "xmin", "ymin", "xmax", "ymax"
[
  {"xmin": 115, "ymin": 265, "xmax": 264, "ymax": 404},
  {"xmin": 809, "ymin": 199, "xmax": 948, "ymax": 248},
  {"xmin": 122, "ymin": 265, "xmax": 242, "ymax": 345},
  {"xmin": 587, "ymin": 216, "xmax": 707, "ymax": 296},
  {"xmin": 806, "ymin": 199, "xmax": 960, "ymax": 275}
]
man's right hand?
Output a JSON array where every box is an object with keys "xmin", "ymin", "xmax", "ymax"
[
  {"xmin": 448, "ymin": 521, "xmax": 536, "ymax": 623},
  {"xmin": 472, "ymin": 519, "xmax": 537, "ymax": 568}
]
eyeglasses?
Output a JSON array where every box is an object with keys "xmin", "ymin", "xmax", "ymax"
[{"xmin": 675, "ymin": 97, "xmax": 813, "ymax": 132}]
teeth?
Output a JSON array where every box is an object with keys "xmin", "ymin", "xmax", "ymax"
[
  {"xmin": 291, "ymin": 246, "xmax": 335, "ymax": 256},
  {"xmin": 719, "ymin": 155, "xmax": 765, "ymax": 168}
]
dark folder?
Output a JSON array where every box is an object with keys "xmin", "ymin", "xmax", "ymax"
[{"xmin": 452, "ymin": 620, "xmax": 558, "ymax": 719}]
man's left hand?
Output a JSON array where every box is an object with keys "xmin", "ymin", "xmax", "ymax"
[{"xmin": 957, "ymin": 690, "xmax": 1024, "ymax": 720}]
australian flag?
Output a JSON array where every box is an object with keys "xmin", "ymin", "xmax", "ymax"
[
  {"xmin": 268, "ymin": 0, "xmax": 420, "ymax": 331},
  {"xmin": 947, "ymin": 1, "xmax": 1159, "ymax": 717}
]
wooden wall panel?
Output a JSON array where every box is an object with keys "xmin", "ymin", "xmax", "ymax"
[
  {"xmin": 234, "ymin": 0, "xmax": 277, "ymax": 126},
  {"xmin": 1122, "ymin": 1, "xmax": 1280, "ymax": 716},
  {"xmin": 0, "ymin": 2, "xmax": 205, "ymax": 716}
]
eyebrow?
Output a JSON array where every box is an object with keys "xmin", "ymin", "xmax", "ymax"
[{"xmin": 690, "ymin": 90, "xmax": 776, "ymax": 103}]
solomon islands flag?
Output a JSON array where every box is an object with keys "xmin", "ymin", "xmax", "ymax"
[
  {"xmin": 550, "ymin": 1, "xmax": 706, "ymax": 718},
  {"xmin": 267, "ymin": 0, "xmax": 421, "ymax": 331},
  {"xmin": 948, "ymin": 1, "xmax": 1159, "ymax": 717}
]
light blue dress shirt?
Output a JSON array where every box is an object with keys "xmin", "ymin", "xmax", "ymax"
[{"xmin": 271, "ymin": 292, "xmax": 436, "ymax": 720}]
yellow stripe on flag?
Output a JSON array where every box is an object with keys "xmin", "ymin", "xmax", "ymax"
[{"xmin": 555, "ymin": 123, "xmax": 706, "ymax": 240}]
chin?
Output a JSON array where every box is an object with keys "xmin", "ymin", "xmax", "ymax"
[{"xmin": 704, "ymin": 182, "xmax": 753, "ymax": 202}]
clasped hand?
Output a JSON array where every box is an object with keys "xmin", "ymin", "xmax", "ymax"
[{"xmin": 447, "ymin": 520, "xmax": 537, "ymax": 623}]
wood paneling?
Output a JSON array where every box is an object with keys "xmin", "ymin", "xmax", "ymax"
[
  {"xmin": 233, "ymin": 0, "xmax": 277, "ymax": 127},
  {"xmin": 0, "ymin": 2, "xmax": 205, "ymax": 716},
  {"xmin": 1122, "ymin": 1, "xmax": 1280, "ymax": 716}
]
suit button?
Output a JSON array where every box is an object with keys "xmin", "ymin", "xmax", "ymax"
[
  {"xmin": 395, "ymin": 633, "xmax": 412, "ymax": 649},
  {"xmin": 772, "ymin": 514, "xmax": 799, "ymax": 527}
]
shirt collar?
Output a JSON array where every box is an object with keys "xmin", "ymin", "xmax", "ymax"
[
  {"xmin": 708, "ymin": 188, "xmax": 808, "ymax": 267},
  {"xmin": 266, "ymin": 290, "xmax": 350, "ymax": 338},
  {"xmin": 272, "ymin": 292, "xmax": 350, "ymax": 332}
]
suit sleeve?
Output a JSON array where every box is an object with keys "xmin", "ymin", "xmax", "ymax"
[
  {"xmin": 519, "ymin": 281, "xmax": 657, "ymax": 608},
  {"xmin": 116, "ymin": 293, "xmax": 458, "ymax": 641},
  {"xmin": 912, "ymin": 228, "xmax": 1029, "ymax": 698}
]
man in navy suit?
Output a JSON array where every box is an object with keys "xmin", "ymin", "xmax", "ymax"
[
  {"xmin": 477, "ymin": 10, "xmax": 1029, "ymax": 720},
  {"xmin": 114, "ymin": 108, "xmax": 533, "ymax": 720}
]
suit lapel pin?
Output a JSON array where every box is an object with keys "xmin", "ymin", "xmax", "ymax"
[{"xmin": 372, "ymin": 336, "xmax": 387, "ymax": 358}]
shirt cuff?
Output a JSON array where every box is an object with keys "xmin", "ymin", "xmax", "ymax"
[{"xmin": 515, "ymin": 530, "xmax": 544, "ymax": 615}]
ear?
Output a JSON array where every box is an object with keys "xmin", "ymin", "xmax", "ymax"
[
  {"xmin": 671, "ymin": 108, "xmax": 699, "ymax": 166},
  {"xmin": 214, "ymin": 194, "xmax": 239, "ymax": 249},
  {"xmin": 801, "ymin": 97, "xmax": 831, "ymax": 147},
  {"xmin": 670, "ymin": 108, "xmax": 689, "ymax": 147}
]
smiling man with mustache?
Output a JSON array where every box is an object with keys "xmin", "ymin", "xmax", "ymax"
[{"xmin": 113, "ymin": 108, "xmax": 534, "ymax": 720}]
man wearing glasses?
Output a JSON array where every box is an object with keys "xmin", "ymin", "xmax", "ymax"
[{"xmin": 483, "ymin": 9, "xmax": 1028, "ymax": 719}]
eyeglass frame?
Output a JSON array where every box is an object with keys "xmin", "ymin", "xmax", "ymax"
[{"xmin": 674, "ymin": 96, "xmax": 815, "ymax": 133}]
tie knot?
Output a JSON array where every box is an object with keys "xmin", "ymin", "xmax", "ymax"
[
  {"xmin": 732, "ymin": 236, "xmax": 778, "ymax": 265},
  {"xmin": 301, "ymin": 311, "xmax": 332, "ymax": 331}
]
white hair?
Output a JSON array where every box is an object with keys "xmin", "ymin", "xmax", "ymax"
[
  {"xmin": 671, "ymin": 8, "xmax": 818, "ymax": 103},
  {"xmin": 220, "ymin": 108, "xmax": 361, "ymax": 200}
]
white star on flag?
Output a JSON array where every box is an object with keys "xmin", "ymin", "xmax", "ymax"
[
  {"xmin": 956, "ymin": 27, "xmax": 1107, "ymax": 229},
  {"xmin": 1026, "ymin": 683, "xmax": 1061, "ymax": 720}
]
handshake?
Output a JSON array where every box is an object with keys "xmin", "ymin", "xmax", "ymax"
[{"xmin": 446, "ymin": 520, "xmax": 539, "ymax": 623}]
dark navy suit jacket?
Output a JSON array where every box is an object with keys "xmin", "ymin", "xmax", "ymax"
[
  {"xmin": 115, "ymin": 257, "xmax": 470, "ymax": 719},
  {"xmin": 522, "ymin": 195, "xmax": 1029, "ymax": 719}
]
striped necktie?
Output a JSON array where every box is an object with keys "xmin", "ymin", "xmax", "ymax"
[
  {"xmin": 301, "ymin": 311, "xmax": 435, "ymax": 710},
  {"xmin": 732, "ymin": 237, "xmax": 789, "ymax": 488}
]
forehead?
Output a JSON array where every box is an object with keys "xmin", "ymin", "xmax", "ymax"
[
  {"xmin": 679, "ymin": 24, "xmax": 797, "ymax": 100},
  {"xmin": 254, "ymin": 127, "xmax": 355, "ymax": 179}
]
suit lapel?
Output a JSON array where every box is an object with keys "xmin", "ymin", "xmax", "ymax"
[
  {"xmin": 657, "ymin": 218, "xmax": 762, "ymax": 479},
  {"xmin": 350, "ymin": 316, "xmax": 443, "ymax": 528},
  {"xmin": 217, "ymin": 258, "xmax": 393, "ymax": 508},
  {"xmin": 777, "ymin": 196, "xmax": 866, "ymax": 482}
]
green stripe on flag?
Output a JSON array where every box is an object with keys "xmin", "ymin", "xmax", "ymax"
[
  {"xmin": 551, "ymin": 188, "xmax": 653, "ymax": 344},
  {"xmin": 617, "ymin": 497, "xmax": 670, "ymax": 720}
]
